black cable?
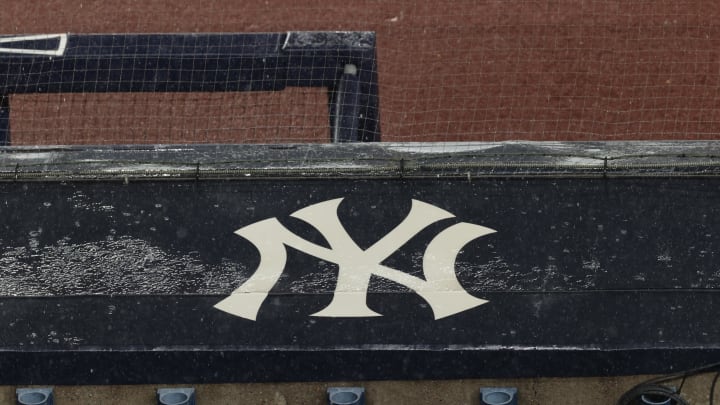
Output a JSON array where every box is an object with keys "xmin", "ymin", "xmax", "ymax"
[
  {"xmin": 677, "ymin": 374, "xmax": 687, "ymax": 397},
  {"xmin": 617, "ymin": 361, "xmax": 720, "ymax": 405},
  {"xmin": 709, "ymin": 371, "xmax": 720, "ymax": 405},
  {"xmin": 616, "ymin": 383, "xmax": 689, "ymax": 405},
  {"xmin": 648, "ymin": 361, "xmax": 720, "ymax": 385}
]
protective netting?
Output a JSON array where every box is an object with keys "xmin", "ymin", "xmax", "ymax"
[
  {"xmin": 2, "ymin": 0, "xmax": 720, "ymax": 144},
  {"xmin": 10, "ymin": 90, "xmax": 329, "ymax": 145}
]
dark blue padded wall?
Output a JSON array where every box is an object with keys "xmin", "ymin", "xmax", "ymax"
[{"xmin": 0, "ymin": 32, "xmax": 381, "ymax": 144}]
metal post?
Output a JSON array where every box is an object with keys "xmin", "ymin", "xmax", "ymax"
[{"xmin": 0, "ymin": 94, "xmax": 9, "ymax": 145}]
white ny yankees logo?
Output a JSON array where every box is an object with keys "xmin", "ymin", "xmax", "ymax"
[{"xmin": 215, "ymin": 198, "xmax": 496, "ymax": 320}]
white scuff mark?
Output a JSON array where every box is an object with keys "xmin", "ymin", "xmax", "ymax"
[
  {"xmin": 385, "ymin": 142, "xmax": 505, "ymax": 154},
  {"xmin": 562, "ymin": 157, "xmax": 603, "ymax": 166},
  {"xmin": 582, "ymin": 259, "xmax": 601, "ymax": 272},
  {"xmin": 657, "ymin": 254, "xmax": 672, "ymax": 263},
  {"xmin": 4, "ymin": 152, "xmax": 57, "ymax": 161},
  {"xmin": 0, "ymin": 237, "xmax": 248, "ymax": 296},
  {"xmin": 282, "ymin": 32, "xmax": 291, "ymax": 50},
  {"xmin": 146, "ymin": 343, "xmax": 603, "ymax": 352}
]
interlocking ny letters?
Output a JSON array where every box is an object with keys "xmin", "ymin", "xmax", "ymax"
[{"xmin": 214, "ymin": 198, "xmax": 496, "ymax": 320}]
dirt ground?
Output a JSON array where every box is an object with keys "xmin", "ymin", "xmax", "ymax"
[
  {"xmin": 4, "ymin": 0, "xmax": 720, "ymax": 143},
  {"xmin": 1, "ymin": 374, "xmax": 719, "ymax": 404}
]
